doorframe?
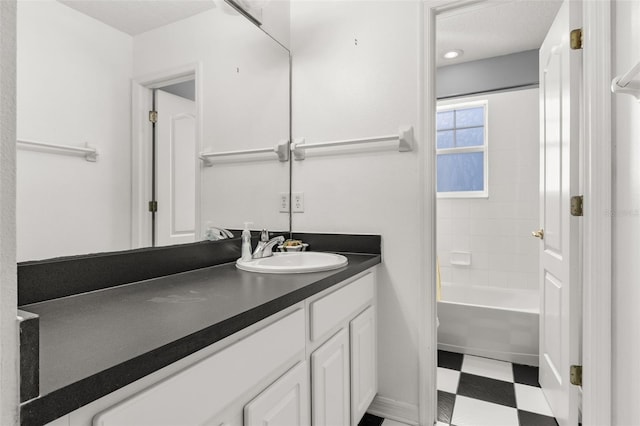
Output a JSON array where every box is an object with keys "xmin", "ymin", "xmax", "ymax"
[
  {"xmin": 0, "ymin": 0, "xmax": 19, "ymax": 423},
  {"xmin": 581, "ymin": 1, "xmax": 612, "ymax": 424},
  {"xmin": 130, "ymin": 63, "xmax": 203, "ymax": 248},
  {"xmin": 419, "ymin": 1, "xmax": 612, "ymax": 425}
]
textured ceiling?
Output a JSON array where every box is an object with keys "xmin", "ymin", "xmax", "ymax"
[
  {"xmin": 58, "ymin": 0, "xmax": 562, "ymax": 64},
  {"xmin": 58, "ymin": 0, "xmax": 216, "ymax": 36},
  {"xmin": 436, "ymin": 0, "xmax": 562, "ymax": 67}
]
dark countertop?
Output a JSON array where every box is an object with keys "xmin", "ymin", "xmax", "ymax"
[{"xmin": 19, "ymin": 252, "xmax": 381, "ymax": 426}]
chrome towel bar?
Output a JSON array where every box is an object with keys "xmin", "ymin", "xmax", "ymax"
[
  {"xmin": 291, "ymin": 126, "xmax": 415, "ymax": 160},
  {"xmin": 17, "ymin": 139, "xmax": 97, "ymax": 162},
  {"xmin": 611, "ymin": 60, "xmax": 640, "ymax": 101},
  {"xmin": 199, "ymin": 140, "xmax": 289, "ymax": 166}
]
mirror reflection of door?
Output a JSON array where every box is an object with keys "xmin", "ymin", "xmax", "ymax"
[
  {"xmin": 16, "ymin": 1, "xmax": 291, "ymax": 261},
  {"xmin": 154, "ymin": 81, "xmax": 197, "ymax": 247}
]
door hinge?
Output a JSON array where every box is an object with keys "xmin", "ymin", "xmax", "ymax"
[
  {"xmin": 148, "ymin": 201, "xmax": 158, "ymax": 213},
  {"xmin": 570, "ymin": 28, "xmax": 583, "ymax": 50},
  {"xmin": 571, "ymin": 195, "xmax": 584, "ymax": 216},
  {"xmin": 149, "ymin": 110, "xmax": 158, "ymax": 124},
  {"xmin": 570, "ymin": 365, "xmax": 582, "ymax": 386}
]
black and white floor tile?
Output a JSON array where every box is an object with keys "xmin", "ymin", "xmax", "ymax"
[
  {"xmin": 359, "ymin": 413, "xmax": 409, "ymax": 426},
  {"xmin": 437, "ymin": 350, "xmax": 558, "ymax": 426},
  {"xmin": 359, "ymin": 350, "xmax": 558, "ymax": 426}
]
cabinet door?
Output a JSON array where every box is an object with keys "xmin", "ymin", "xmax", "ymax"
[
  {"xmin": 244, "ymin": 361, "xmax": 309, "ymax": 426},
  {"xmin": 350, "ymin": 306, "xmax": 377, "ymax": 425},
  {"xmin": 311, "ymin": 328, "xmax": 350, "ymax": 426}
]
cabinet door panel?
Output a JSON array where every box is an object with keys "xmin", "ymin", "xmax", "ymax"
[
  {"xmin": 244, "ymin": 361, "xmax": 309, "ymax": 426},
  {"xmin": 311, "ymin": 328, "xmax": 350, "ymax": 426},
  {"xmin": 350, "ymin": 306, "xmax": 377, "ymax": 425}
]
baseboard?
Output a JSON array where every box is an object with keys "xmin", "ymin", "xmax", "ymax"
[{"xmin": 367, "ymin": 395, "xmax": 419, "ymax": 425}]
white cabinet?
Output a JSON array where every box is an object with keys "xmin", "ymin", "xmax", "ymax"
[
  {"xmin": 48, "ymin": 268, "xmax": 378, "ymax": 426},
  {"xmin": 244, "ymin": 362, "xmax": 310, "ymax": 426},
  {"xmin": 350, "ymin": 306, "xmax": 377, "ymax": 425},
  {"xmin": 93, "ymin": 309, "xmax": 305, "ymax": 426},
  {"xmin": 308, "ymin": 271, "xmax": 377, "ymax": 426},
  {"xmin": 311, "ymin": 329, "xmax": 350, "ymax": 426}
]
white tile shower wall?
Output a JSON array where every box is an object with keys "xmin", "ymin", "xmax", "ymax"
[
  {"xmin": 437, "ymin": 89, "xmax": 539, "ymax": 291},
  {"xmin": 16, "ymin": 1, "xmax": 133, "ymax": 261},
  {"xmin": 613, "ymin": 0, "xmax": 640, "ymax": 423},
  {"xmin": 291, "ymin": 0, "xmax": 422, "ymax": 415}
]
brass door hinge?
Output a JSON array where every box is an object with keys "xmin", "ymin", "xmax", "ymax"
[
  {"xmin": 149, "ymin": 110, "xmax": 158, "ymax": 123},
  {"xmin": 148, "ymin": 201, "xmax": 158, "ymax": 213},
  {"xmin": 571, "ymin": 195, "xmax": 584, "ymax": 217},
  {"xmin": 570, "ymin": 365, "xmax": 582, "ymax": 386},
  {"xmin": 570, "ymin": 28, "xmax": 583, "ymax": 50}
]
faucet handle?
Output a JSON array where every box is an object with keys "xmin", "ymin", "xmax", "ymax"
[{"xmin": 260, "ymin": 229, "xmax": 270, "ymax": 242}]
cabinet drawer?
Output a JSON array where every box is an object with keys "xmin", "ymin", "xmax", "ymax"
[
  {"xmin": 309, "ymin": 272, "xmax": 374, "ymax": 342},
  {"xmin": 93, "ymin": 309, "xmax": 305, "ymax": 426}
]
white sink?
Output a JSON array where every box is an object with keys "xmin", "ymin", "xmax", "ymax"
[{"xmin": 236, "ymin": 252, "xmax": 348, "ymax": 274}]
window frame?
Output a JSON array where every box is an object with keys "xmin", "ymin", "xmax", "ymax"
[{"xmin": 435, "ymin": 99, "xmax": 489, "ymax": 199}]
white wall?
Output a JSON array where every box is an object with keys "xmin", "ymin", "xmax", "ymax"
[
  {"xmin": 16, "ymin": 0, "xmax": 133, "ymax": 261},
  {"xmin": 133, "ymin": 7, "xmax": 290, "ymax": 233},
  {"xmin": 260, "ymin": 0, "xmax": 291, "ymax": 48},
  {"xmin": 291, "ymin": 1, "xmax": 422, "ymax": 418},
  {"xmin": 437, "ymin": 89, "xmax": 539, "ymax": 293},
  {"xmin": 612, "ymin": 0, "xmax": 640, "ymax": 423},
  {"xmin": 0, "ymin": 0, "xmax": 19, "ymax": 423},
  {"xmin": 15, "ymin": 1, "xmax": 291, "ymax": 260}
]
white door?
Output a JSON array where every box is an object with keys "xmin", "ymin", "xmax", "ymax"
[
  {"xmin": 155, "ymin": 90, "xmax": 197, "ymax": 246},
  {"xmin": 244, "ymin": 362, "xmax": 310, "ymax": 426},
  {"xmin": 350, "ymin": 306, "xmax": 377, "ymax": 426},
  {"xmin": 537, "ymin": 1, "xmax": 581, "ymax": 425},
  {"xmin": 311, "ymin": 328, "xmax": 350, "ymax": 426}
]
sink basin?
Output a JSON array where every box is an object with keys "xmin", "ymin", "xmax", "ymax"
[{"xmin": 236, "ymin": 252, "xmax": 348, "ymax": 274}]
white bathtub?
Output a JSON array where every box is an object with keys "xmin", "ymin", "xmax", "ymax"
[{"xmin": 437, "ymin": 283, "xmax": 540, "ymax": 366}]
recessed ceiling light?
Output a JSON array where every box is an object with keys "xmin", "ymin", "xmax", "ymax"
[{"xmin": 443, "ymin": 49, "xmax": 463, "ymax": 59}]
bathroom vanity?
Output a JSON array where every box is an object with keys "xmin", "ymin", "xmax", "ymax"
[
  {"xmin": 15, "ymin": 3, "xmax": 379, "ymax": 424},
  {"xmin": 18, "ymin": 234, "xmax": 381, "ymax": 426}
]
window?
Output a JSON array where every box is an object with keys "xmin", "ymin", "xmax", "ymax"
[{"xmin": 436, "ymin": 101, "xmax": 488, "ymax": 198}]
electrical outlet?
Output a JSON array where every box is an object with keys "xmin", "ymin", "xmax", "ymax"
[
  {"xmin": 292, "ymin": 192, "xmax": 304, "ymax": 213},
  {"xmin": 279, "ymin": 193, "xmax": 289, "ymax": 213}
]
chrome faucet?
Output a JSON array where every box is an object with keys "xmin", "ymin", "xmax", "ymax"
[
  {"xmin": 252, "ymin": 230, "xmax": 285, "ymax": 259},
  {"xmin": 204, "ymin": 226, "xmax": 234, "ymax": 241}
]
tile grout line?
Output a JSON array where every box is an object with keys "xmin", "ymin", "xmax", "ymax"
[{"xmin": 435, "ymin": 351, "xmax": 559, "ymax": 426}]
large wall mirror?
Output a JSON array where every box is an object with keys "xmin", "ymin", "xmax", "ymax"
[{"xmin": 16, "ymin": 0, "xmax": 291, "ymax": 261}]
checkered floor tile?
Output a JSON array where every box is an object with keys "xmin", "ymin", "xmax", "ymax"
[
  {"xmin": 358, "ymin": 414, "xmax": 408, "ymax": 426},
  {"xmin": 358, "ymin": 351, "xmax": 558, "ymax": 426},
  {"xmin": 437, "ymin": 350, "xmax": 559, "ymax": 426}
]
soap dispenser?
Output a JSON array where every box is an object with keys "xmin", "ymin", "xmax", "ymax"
[{"xmin": 241, "ymin": 222, "xmax": 253, "ymax": 261}]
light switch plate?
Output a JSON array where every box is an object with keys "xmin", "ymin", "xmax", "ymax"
[
  {"xmin": 279, "ymin": 193, "xmax": 289, "ymax": 213},
  {"xmin": 292, "ymin": 192, "xmax": 304, "ymax": 213}
]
